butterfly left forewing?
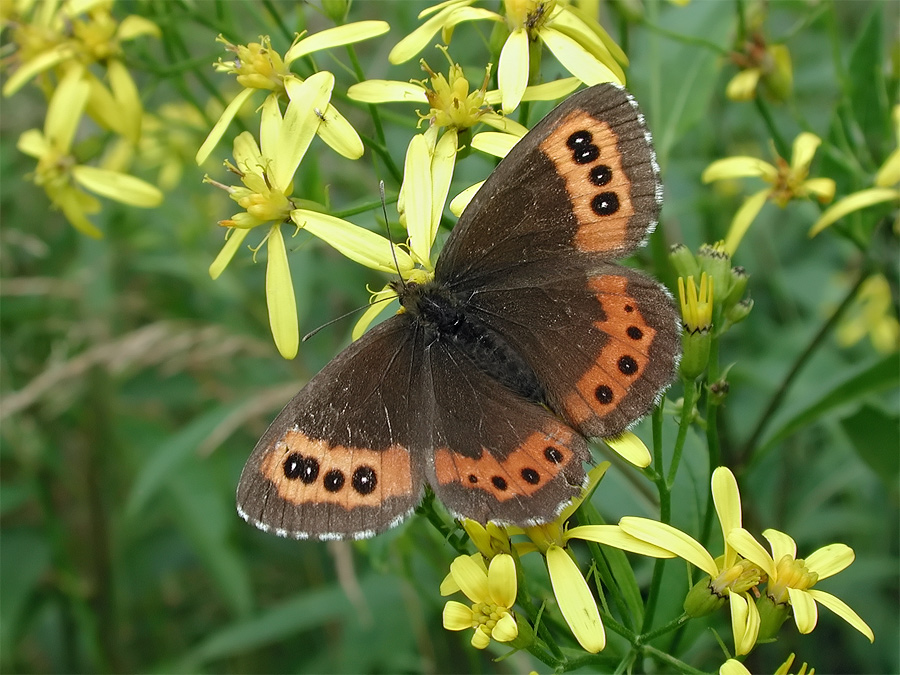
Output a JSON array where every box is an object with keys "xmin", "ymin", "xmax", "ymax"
[{"xmin": 237, "ymin": 318, "xmax": 428, "ymax": 540}]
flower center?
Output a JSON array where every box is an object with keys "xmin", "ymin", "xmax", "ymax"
[
  {"xmin": 767, "ymin": 554, "xmax": 818, "ymax": 604},
  {"xmin": 470, "ymin": 602, "xmax": 508, "ymax": 631},
  {"xmin": 710, "ymin": 558, "xmax": 764, "ymax": 596},
  {"xmin": 505, "ymin": 0, "xmax": 556, "ymax": 33},
  {"xmin": 216, "ymin": 36, "xmax": 289, "ymax": 92}
]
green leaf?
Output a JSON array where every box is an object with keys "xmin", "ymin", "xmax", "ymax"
[
  {"xmin": 846, "ymin": 5, "xmax": 891, "ymax": 161},
  {"xmin": 125, "ymin": 398, "xmax": 251, "ymax": 517},
  {"xmin": 840, "ymin": 404, "xmax": 900, "ymax": 478},
  {"xmin": 0, "ymin": 530, "xmax": 50, "ymax": 662},
  {"xmin": 760, "ymin": 353, "xmax": 900, "ymax": 454}
]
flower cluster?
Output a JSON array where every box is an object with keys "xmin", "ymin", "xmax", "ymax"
[{"xmin": 6, "ymin": 0, "xmax": 163, "ymax": 236}]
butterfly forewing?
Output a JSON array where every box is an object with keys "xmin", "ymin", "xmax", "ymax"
[{"xmin": 436, "ymin": 83, "xmax": 661, "ymax": 288}]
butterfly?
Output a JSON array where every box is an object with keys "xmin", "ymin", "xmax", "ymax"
[{"xmin": 237, "ymin": 83, "xmax": 680, "ymax": 540}]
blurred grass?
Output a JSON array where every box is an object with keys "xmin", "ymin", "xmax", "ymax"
[{"xmin": 1, "ymin": 1, "xmax": 898, "ymax": 673}]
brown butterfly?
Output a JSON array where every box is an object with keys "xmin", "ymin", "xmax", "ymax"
[{"xmin": 237, "ymin": 84, "xmax": 681, "ymax": 540}]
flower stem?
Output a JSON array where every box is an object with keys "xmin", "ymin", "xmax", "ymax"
[{"xmin": 666, "ymin": 378, "xmax": 696, "ymax": 490}]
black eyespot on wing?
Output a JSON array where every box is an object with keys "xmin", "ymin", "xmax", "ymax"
[
  {"xmin": 627, "ymin": 326, "xmax": 643, "ymax": 340},
  {"xmin": 591, "ymin": 191, "xmax": 619, "ymax": 216},
  {"xmin": 323, "ymin": 469, "xmax": 345, "ymax": 493},
  {"xmin": 521, "ymin": 468, "xmax": 540, "ymax": 484},
  {"xmin": 590, "ymin": 164, "xmax": 612, "ymax": 186},
  {"xmin": 491, "ymin": 476, "xmax": 508, "ymax": 491},
  {"xmin": 618, "ymin": 355, "xmax": 638, "ymax": 375},
  {"xmin": 351, "ymin": 465, "xmax": 377, "ymax": 495},
  {"xmin": 595, "ymin": 385, "xmax": 614, "ymax": 404},
  {"xmin": 544, "ymin": 446, "xmax": 563, "ymax": 463}
]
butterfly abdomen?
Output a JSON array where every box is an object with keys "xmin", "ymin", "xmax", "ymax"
[{"xmin": 400, "ymin": 280, "xmax": 546, "ymax": 405}]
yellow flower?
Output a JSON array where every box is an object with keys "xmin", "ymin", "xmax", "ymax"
[
  {"xmin": 613, "ymin": 468, "xmax": 765, "ymax": 656},
  {"xmin": 835, "ymin": 274, "xmax": 899, "ymax": 354},
  {"xmin": 389, "ymin": 0, "xmax": 626, "ymax": 114},
  {"xmin": 4, "ymin": 0, "xmax": 159, "ymax": 143},
  {"xmin": 703, "ymin": 132, "xmax": 836, "ymax": 254},
  {"xmin": 16, "ymin": 66, "xmax": 162, "ymax": 238},
  {"xmin": 442, "ymin": 553, "xmax": 519, "ymax": 649},
  {"xmin": 678, "ymin": 273, "xmax": 713, "ymax": 379},
  {"xmin": 349, "ymin": 50, "xmax": 529, "ymax": 137},
  {"xmin": 195, "ymin": 22, "xmax": 388, "ymax": 165},
  {"xmin": 809, "ymin": 105, "xmax": 900, "ymax": 237},
  {"xmin": 726, "ymin": 33, "xmax": 792, "ymax": 103},
  {"xmin": 727, "ymin": 528, "xmax": 874, "ymax": 643},
  {"xmin": 511, "ymin": 458, "xmax": 661, "ymax": 653},
  {"xmin": 721, "ymin": 653, "xmax": 815, "ymax": 675}
]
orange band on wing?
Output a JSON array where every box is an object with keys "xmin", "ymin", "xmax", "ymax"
[
  {"xmin": 539, "ymin": 111, "xmax": 634, "ymax": 254},
  {"xmin": 433, "ymin": 422, "xmax": 580, "ymax": 501},
  {"xmin": 565, "ymin": 275, "xmax": 658, "ymax": 424},
  {"xmin": 260, "ymin": 429, "xmax": 414, "ymax": 509}
]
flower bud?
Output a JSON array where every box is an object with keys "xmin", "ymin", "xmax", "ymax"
[
  {"xmin": 683, "ymin": 577, "xmax": 727, "ymax": 617},
  {"xmin": 697, "ymin": 243, "xmax": 732, "ymax": 305},
  {"xmin": 678, "ymin": 274, "xmax": 713, "ymax": 379},
  {"xmin": 321, "ymin": 0, "xmax": 349, "ymax": 23},
  {"xmin": 725, "ymin": 298, "xmax": 754, "ymax": 327},
  {"xmin": 669, "ymin": 243, "xmax": 700, "ymax": 280}
]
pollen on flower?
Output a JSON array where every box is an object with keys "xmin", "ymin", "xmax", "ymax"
[
  {"xmin": 420, "ymin": 52, "xmax": 492, "ymax": 130},
  {"xmin": 710, "ymin": 559, "xmax": 764, "ymax": 596},
  {"xmin": 214, "ymin": 35, "xmax": 289, "ymax": 92},
  {"xmin": 768, "ymin": 555, "xmax": 818, "ymax": 603}
]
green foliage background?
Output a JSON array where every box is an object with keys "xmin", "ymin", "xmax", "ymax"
[{"xmin": 1, "ymin": 1, "xmax": 897, "ymax": 673}]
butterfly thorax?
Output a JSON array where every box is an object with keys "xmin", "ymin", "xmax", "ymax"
[{"xmin": 394, "ymin": 279, "xmax": 546, "ymax": 405}]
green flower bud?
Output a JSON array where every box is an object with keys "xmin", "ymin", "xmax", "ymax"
[
  {"xmin": 697, "ymin": 243, "xmax": 733, "ymax": 304},
  {"xmin": 669, "ymin": 243, "xmax": 700, "ymax": 280},
  {"xmin": 756, "ymin": 593, "xmax": 791, "ymax": 642},
  {"xmin": 684, "ymin": 577, "xmax": 727, "ymax": 617},
  {"xmin": 321, "ymin": 0, "xmax": 349, "ymax": 23},
  {"xmin": 723, "ymin": 266, "xmax": 749, "ymax": 310}
]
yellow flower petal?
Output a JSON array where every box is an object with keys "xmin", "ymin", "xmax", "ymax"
[
  {"xmin": 209, "ymin": 228, "xmax": 251, "ymax": 279},
  {"xmin": 803, "ymin": 177, "xmax": 835, "ymax": 202},
  {"xmin": 808, "ymin": 187, "xmax": 900, "ymax": 237},
  {"xmin": 487, "ymin": 554, "xmax": 517, "ymax": 608},
  {"xmin": 16, "ymin": 129, "xmax": 48, "ymax": 159},
  {"xmin": 450, "ymin": 181, "xmax": 483, "ymax": 216},
  {"xmin": 352, "ymin": 289, "xmax": 398, "ymax": 340},
  {"xmin": 720, "ymin": 659, "xmax": 752, "ymax": 675},
  {"xmin": 430, "ymin": 129, "xmax": 458, "ymax": 244},
  {"xmin": 442, "ymin": 600, "xmax": 475, "ymax": 630},
  {"xmin": 117, "ymin": 14, "xmax": 162, "ymax": 41},
  {"xmin": 292, "ymin": 210, "xmax": 413, "ymax": 274},
  {"xmin": 723, "ymin": 188, "xmax": 769, "ymax": 255},
  {"xmin": 347, "ymin": 80, "xmax": 428, "ymax": 104},
  {"xmin": 388, "ymin": 4, "xmax": 466, "ymax": 64},
  {"xmin": 46, "ymin": 67, "xmax": 90, "ymax": 152},
  {"xmin": 498, "ymin": 28, "xmax": 529, "ymax": 114},
  {"xmin": 727, "ymin": 528, "xmax": 776, "ymax": 578},
  {"xmin": 702, "ymin": 157, "xmax": 777, "ymax": 183},
  {"xmin": 712, "ymin": 467, "xmax": 742, "ymax": 566},
  {"xmin": 787, "ymin": 587, "xmax": 818, "ymax": 634},
  {"xmin": 314, "ymin": 103, "xmax": 364, "ymax": 160},
  {"xmin": 619, "ymin": 517, "xmax": 719, "ymax": 577},
  {"xmin": 546, "ymin": 544, "xmax": 606, "ymax": 653},
  {"xmin": 492, "ymin": 613, "xmax": 518, "ymax": 642},
  {"xmin": 450, "ymin": 554, "xmax": 489, "ymax": 604},
  {"xmin": 284, "ymin": 21, "xmax": 390, "ymax": 64},
  {"xmin": 725, "ymin": 68, "xmax": 761, "ymax": 102},
  {"xmin": 806, "ymin": 589, "xmax": 874, "ymax": 642},
  {"xmin": 604, "ymin": 431, "xmax": 651, "ymax": 467},
  {"xmin": 265, "ymin": 225, "xmax": 299, "ymax": 359},
  {"xmin": 540, "ymin": 27, "xmax": 621, "ymax": 86},
  {"xmin": 804, "ymin": 543, "xmax": 854, "ymax": 580},
  {"xmin": 107, "ymin": 58, "xmax": 142, "ymax": 143},
  {"xmin": 71, "ymin": 166, "xmax": 163, "ymax": 207},
  {"xmin": 471, "ymin": 625, "xmax": 491, "ymax": 649},
  {"xmin": 276, "ymin": 73, "xmax": 334, "ymax": 189},
  {"xmin": 196, "ymin": 87, "xmax": 256, "ymax": 165},
  {"xmin": 59, "ymin": 192, "xmax": 103, "ymax": 238},
  {"xmin": 402, "ymin": 134, "xmax": 434, "ymax": 266},
  {"xmin": 3, "ymin": 46, "xmax": 72, "ymax": 97},
  {"xmin": 728, "ymin": 590, "xmax": 759, "ymax": 656},
  {"xmin": 567, "ymin": 525, "xmax": 677, "ymax": 558},
  {"xmin": 790, "ymin": 132, "xmax": 822, "ymax": 173},
  {"xmin": 762, "ymin": 529, "xmax": 796, "ymax": 563},
  {"xmin": 470, "ymin": 131, "xmax": 519, "ymax": 158}
]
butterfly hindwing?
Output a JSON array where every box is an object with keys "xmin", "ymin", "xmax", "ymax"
[
  {"xmin": 421, "ymin": 338, "xmax": 590, "ymax": 525},
  {"xmin": 236, "ymin": 318, "xmax": 428, "ymax": 540},
  {"xmin": 461, "ymin": 261, "xmax": 680, "ymax": 438}
]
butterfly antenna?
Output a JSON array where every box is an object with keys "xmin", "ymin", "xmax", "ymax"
[
  {"xmin": 380, "ymin": 180, "xmax": 406, "ymax": 290},
  {"xmin": 301, "ymin": 294, "xmax": 395, "ymax": 342}
]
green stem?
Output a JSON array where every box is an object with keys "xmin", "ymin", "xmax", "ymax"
[
  {"xmin": 701, "ymin": 337, "xmax": 721, "ymax": 544},
  {"xmin": 639, "ymin": 613, "xmax": 690, "ymax": 643},
  {"xmin": 643, "ymin": 644, "xmax": 706, "ymax": 675},
  {"xmin": 666, "ymin": 378, "xmax": 696, "ymax": 490},
  {"xmin": 754, "ymin": 96, "xmax": 789, "ymax": 159},
  {"xmin": 738, "ymin": 270, "xmax": 868, "ymax": 467},
  {"xmin": 640, "ymin": 558, "xmax": 666, "ymax": 634}
]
